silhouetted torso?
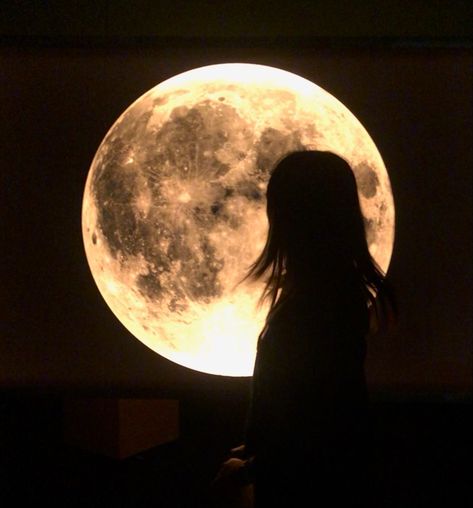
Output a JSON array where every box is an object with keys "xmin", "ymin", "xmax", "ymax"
[{"xmin": 246, "ymin": 275, "xmax": 372, "ymax": 507}]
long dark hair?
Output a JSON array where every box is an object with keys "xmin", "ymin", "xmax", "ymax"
[{"xmin": 245, "ymin": 150, "xmax": 396, "ymax": 331}]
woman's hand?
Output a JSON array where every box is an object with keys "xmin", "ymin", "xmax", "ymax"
[
  {"xmin": 228, "ymin": 444, "xmax": 247, "ymax": 459},
  {"xmin": 213, "ymin": 457, "xmax": 247, "ymax": 484},
  {"xmin": 210, "ymin": 457, "xmax": 254, "ymax": 507},
  {"xmin": 210, "ymin": 458, "xmax": 245, "ymax": 502}
]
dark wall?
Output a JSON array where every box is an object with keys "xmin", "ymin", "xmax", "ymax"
[
  {"xmin": 1, "ymin": 44, "xmax": 471, "ymax": 397},
  {"xmin": 1, "ymin": 1, "xmax": 472, "ymax": 39}
]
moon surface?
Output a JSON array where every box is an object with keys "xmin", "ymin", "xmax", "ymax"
[{"xmin": 82, "ymin": 63, "xmax": 395, "ymax": 376}]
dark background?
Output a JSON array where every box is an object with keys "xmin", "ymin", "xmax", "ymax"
[{"xmin": 1, "ymin": 2, "xmax": 472, "ymax": 507}]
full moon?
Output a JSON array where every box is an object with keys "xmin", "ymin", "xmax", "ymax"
[{"xmin": 82, "ymin": 63, "xmax": 395, "ymax": 376}]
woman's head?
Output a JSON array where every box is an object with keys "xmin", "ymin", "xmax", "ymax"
[
  {"xmin": 265, "ymin": 151, "xmax": 366, "ymax": 272},
  {"xmin": 246, "ymin": 150, "xmax": 394, "ymax": 324}
]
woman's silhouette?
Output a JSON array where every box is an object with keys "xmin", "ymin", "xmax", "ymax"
[{"xmin": 213, "ymin": 151, "xmax": 395, "ymax": 507}]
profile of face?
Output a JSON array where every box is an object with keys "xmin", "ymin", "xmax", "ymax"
[{"xmin": 266, "ymin": 151, "xmax": 366, "ymax": 274}]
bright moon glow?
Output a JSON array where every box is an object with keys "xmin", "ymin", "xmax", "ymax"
[{"xmin": 82, "ymin": 63, "xmax": 395, "ymax": 376}]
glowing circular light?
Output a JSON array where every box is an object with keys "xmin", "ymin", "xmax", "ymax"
[{"xmin": 82, "ymin": 63, "xmax": 395, "ymax": 376}]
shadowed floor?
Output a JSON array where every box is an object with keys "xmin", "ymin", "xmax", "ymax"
[{"xmin": 0, "ymin": 392, "xmax": 471, "ymax": 507}]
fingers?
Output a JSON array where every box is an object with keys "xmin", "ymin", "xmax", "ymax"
[
  {"xmin": 229, "ymin": 444, "xmax": 246, "ymax": 458},
  {"xmin": 214, "ymin": 458, "xmax": 245, "ymax": 483}
]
